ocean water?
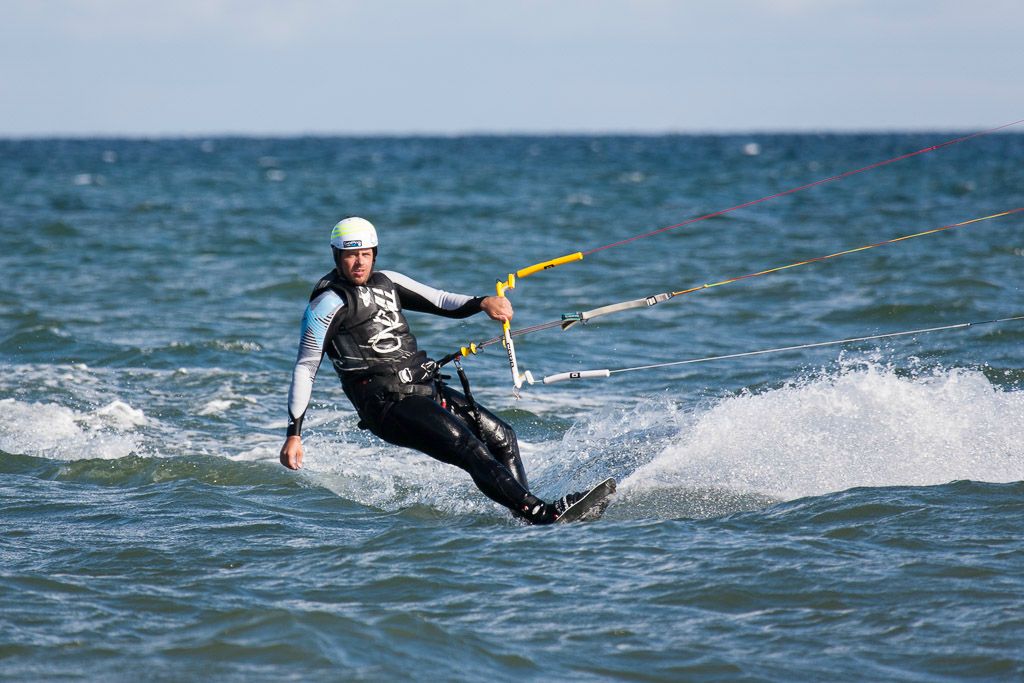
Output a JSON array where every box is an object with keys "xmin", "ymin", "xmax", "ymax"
[{"xmin": 1, "ymin": 132, "xmax": 1023, "ymax": 681}]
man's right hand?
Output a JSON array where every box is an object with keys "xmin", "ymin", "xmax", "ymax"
[
  {"xmin": 280, "ymin": 435, "xmax": 304, "ymax": 470},
  {"xmin": 480, "ymin": 295, "xmax": 513, "ymax": 323}
]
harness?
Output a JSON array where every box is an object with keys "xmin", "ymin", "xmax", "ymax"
[
  {"xmin": 310, "ymin": 269, "xmax": 486, "ymax": 435},
  {"xmin": 310, "ymin": 270, "xmax": 426, "ymax": 388}
]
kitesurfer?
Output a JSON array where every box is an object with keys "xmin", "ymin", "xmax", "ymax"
[{"xmin": 279, "ymin": 217, "xmax": 584, "ymax": 524}]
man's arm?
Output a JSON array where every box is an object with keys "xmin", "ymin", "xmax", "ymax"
[
  {"xmin": 383, "ymin": 270, "xmax": 513, "ymax": 322},
  {"xmin": 280, "ymin": 290, "xmax": 344, "ymax": 470}
]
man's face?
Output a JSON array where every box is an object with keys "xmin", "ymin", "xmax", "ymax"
[{"xmin": 337, "ymin": 248, "xmax": 375, "ymax": 285}]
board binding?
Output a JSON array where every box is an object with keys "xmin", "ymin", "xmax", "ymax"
[{"xmin": 555, "ymin": 477, "xmax": 616, "ymax": 524}]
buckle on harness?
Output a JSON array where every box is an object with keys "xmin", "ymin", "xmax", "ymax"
[{"xmin": 398, "ymin": 367, "xmax": 414, "ymax": 384}]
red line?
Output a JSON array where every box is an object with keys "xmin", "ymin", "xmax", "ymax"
[{"xmin": 583, "ymin": 119, "xmax": 1024, "ymax": 256}]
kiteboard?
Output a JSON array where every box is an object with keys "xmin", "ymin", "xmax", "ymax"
[{"xmin": 555, "ymin": 477, "xmax": 616, "ymax": 524}]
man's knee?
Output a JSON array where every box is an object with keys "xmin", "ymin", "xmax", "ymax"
[{"xmin": 491, "ymin": 419, "xmax": 517, "ymax": 450}]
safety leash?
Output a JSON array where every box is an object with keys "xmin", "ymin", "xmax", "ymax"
[{"xmin": 453, "ymin": 357, "xmax": 485, "ymax": 440}]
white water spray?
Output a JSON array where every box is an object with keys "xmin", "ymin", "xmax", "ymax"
[{"xmin": 624, "ymin": 361, "xmax": 1024, "ymax": 502}]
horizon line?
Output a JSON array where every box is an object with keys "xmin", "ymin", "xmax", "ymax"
[{"xmin": 3, "ymin": 125, "xmax": 1021, "ymax": 141}]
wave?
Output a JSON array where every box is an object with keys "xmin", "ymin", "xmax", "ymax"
[
  {"xmin": 0, "ymin": 397, "xmax": 147, "ymax": 461},
  {"xmin": 618, "ymin": 359, "xmax": 1024, "ymax": 511},
  {"xmin": 0, "ymin": 449, "xmax": 294, "ymax": 490},
  {"xmin": 6, "ymin": 354, "xmax": 1022, "ymax": 525},
  {"xmin": 0, "ymin": 389, "xmax": 327, "ymax": 493},
  {"xmin": 729, "ymin": 479, "xmax": 1024, "ymax": 543},
  {"xmin": 263, "ymin": 357, "xmax": 1024, "ymax": 522}
]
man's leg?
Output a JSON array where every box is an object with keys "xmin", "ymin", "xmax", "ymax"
[
  {"xmin": 371, "ymin": 394, "xmax": 548, "ymax": 521},
  {"xmin": 437, "ymin": 384, "xmax": 528, "ymax": 488}
]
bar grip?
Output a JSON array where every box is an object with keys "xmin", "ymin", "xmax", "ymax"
[{"xmin": 515, "ymin": 252, "xmax": 583, "ymax": 279}]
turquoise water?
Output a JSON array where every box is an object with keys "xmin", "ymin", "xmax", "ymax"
[{"xmin": 1, "ymin": 133, "xmax": 1023, "ymax": 680}]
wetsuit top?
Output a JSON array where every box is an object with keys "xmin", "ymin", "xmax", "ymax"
[{"xmin": 286, "ymin": 269, "xmax": 484, "ymax": 436}]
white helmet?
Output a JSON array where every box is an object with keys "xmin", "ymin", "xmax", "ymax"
[{"xmin": 330, "ymin": 217, "xmax": 378, "ymax": 250}]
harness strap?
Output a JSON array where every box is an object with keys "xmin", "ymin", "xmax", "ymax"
[
  {"xmin": 346, "ymin": 362, "xmax": 438, "ymax": 401},
  {"xmin": 453, "ymin": 358, "xmax": 484, "ymax": 440}
]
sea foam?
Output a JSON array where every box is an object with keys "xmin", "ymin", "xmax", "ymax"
[
  {"xmin": 0, "ymin": 397, "xmax": 146, "ymax": 461},
  {"xmin": 623, "ymin": 361, "xmax": 1024, "ymax": 502}
]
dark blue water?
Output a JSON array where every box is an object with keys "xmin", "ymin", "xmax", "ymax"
[{"xmin": 1, "ymin": 133, "xmax": 1023, "ymax": 680}]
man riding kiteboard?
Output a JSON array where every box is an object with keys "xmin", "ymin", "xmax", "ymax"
[{"xmin": 279, "ymin": 217, "xmax": 586, "ymax": 524}]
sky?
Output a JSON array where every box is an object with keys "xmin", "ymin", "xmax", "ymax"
[{"xmin": 1, "ymin": 0, "xmax": 1022, "ymax": 136}]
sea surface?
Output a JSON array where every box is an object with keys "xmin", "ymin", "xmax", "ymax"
[{"xmin": 1, "ymin": 131, "xmax": 1023, "ymax": 681}]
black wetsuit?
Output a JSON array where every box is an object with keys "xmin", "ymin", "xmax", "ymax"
[{"xmin": 286, "ymin": 268, "xmax": 547, "ymax": 521}]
